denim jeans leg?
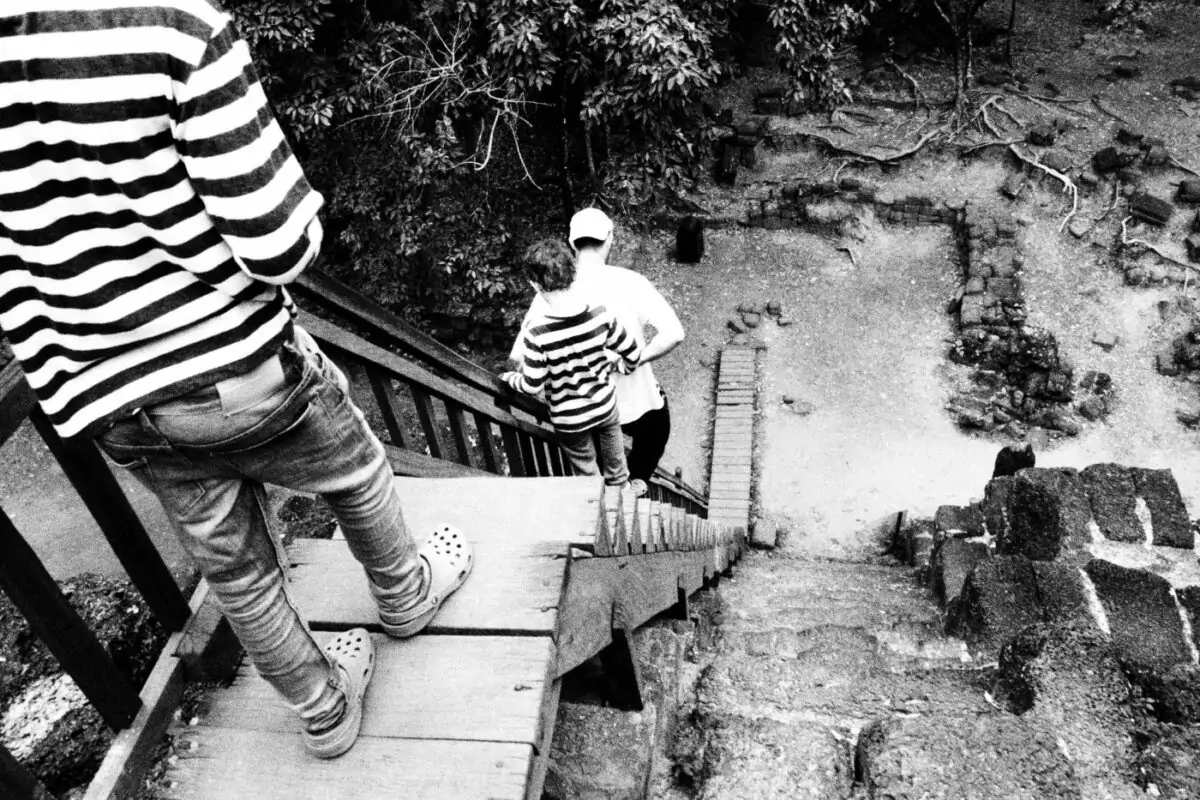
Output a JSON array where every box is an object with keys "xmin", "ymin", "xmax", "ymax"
[
  {"xmin": 557, "ymin": 428, "xmax": 600, "ymax": 476},
  {"xmin": 593, "ymin": 417, "xmax": 630, "ymax": 486}
]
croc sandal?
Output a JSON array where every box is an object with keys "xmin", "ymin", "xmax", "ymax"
[
  {"xmin": 373, "ymin": 524, "xmax": 474, "ymax": 639},
  {"xmin": 304, "ymin": 628, "xmax": 375, "ymax": 759}
]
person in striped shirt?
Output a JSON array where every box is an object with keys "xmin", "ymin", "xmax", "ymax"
[
  {"xmin": 501, "ymin": 239, "xmax": 642, "ymax": 485},
  {"xmin": 0, "ymin": 0, "xmax": 473, "ymax": 759}
]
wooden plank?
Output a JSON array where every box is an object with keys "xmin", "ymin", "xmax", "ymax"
[
  {"xmin": 288, "ymin": 477, "xmax": 601, "ymax": 635},
  {"xmin": 525, "ymin": 676, "xmax": 562, "ymax": 800},
  {"xmin": 382, "ymin": 443, "xmax": 492, "ymax": 479},
  {"xmin": 295, "ymin": 268, "xmax": 550, "ymax": 423},
  {"xmin": 302, "ymin": 312, "xmax": 551, "ymax": 438},
  {"xmin": 366, "ymin": 370, "xmax": 409, "ymax": 448},
  {"xmin": 0, "ymin": 507, "xmax": 140, "ymax": 730},
  {"xmin": 636, "ymin": 499, "xmax": 653, "ymax": 554},
  {"xmin": 445, "ymin": 400, "xmax": 475, "ymax": 468},
  {"xmin": 473, "ymin": 414, "xmax": 501, "ymax": 474},
  {"xmin": 84, "ymin": 583, "xmax": 231, "ymax": 800},
  {"xmin": 532, "ymin": 439, "xmax": 551, "ymax": 477},
  {"xmin": 410, "ymin": 386, "xmax": 447, "ymax": 460},
  {"xmin": 165, "ymin": 729, "xmax": 530, "ymax": 800},
  {"xmin": 30, "ymin": 409, "xmax": 191, "ymax": 631},
  {"xmin": 518, "ymin": 432, "xmax": 538, "ymax": 476},
  {"xmin": 547, "ymin": 442, "xmax": 565, "ymax": 476},
  {"xmin": 0, "ymin": 361, "xmax": 35, "ymax": 450},
  {"xmin": 554, "ymin": 550, "xmax": 688, "ymax": 677},
  {"xmin": 204, "ymin": 635, "xmax": 553, "ymax": 745},
  {"xmin": 500, "ymin": 425, "xmax": 526, "ymax": 477},
  {"xmin": 0, "ymin": 744, "xmax": 53, "ymax": 800}
]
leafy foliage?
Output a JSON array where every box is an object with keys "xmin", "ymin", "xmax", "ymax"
[{"xmin": 771, "ymin": 0, "xmax": 875, "ymax": 108}]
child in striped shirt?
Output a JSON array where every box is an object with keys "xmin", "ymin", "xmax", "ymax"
[{"xmin": 501, "ymin": 239, "xmax": 642, "ymax": 485}]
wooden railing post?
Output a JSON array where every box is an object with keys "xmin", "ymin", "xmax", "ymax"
[
  {"xmin": 0, "ymin": 744, "xmax": 54, "ymax": 800},
  {"xmin": 0, "ymin": 507, "xmax": 141, "ymax": 730},
  {"xmin": 29, "ymin": 409, "xmax": 190, "ymax": 632}
]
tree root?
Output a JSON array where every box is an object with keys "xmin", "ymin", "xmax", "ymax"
[
  {"xmin": 1120, "ymin": 216, "xmax": 1200, "ymax": 274},
  {"xmin": 1091, "ymin": 96, "xmax": 1131, "ymax": 125},
  {"xmin": 1008, "ymin": 144, "xmax": 1079, "ymax": 233},
  {"xmin": 837, "ymin": 246, "xmax": 858, "ymax": 267},
  {"xmin": 1170, "ymin": 156, "xmax": 1200, "ymax": 178},
  {"xmin": 794, "ymin": 124, "xmax": 948, "ymax": 164},
  {"xmin": 962, "ymin": 138, "xmax": 1025, "ymax": 154},
  {"xmin": 886, "ymin": 58, "xmax": 928, "ymax": 109}
]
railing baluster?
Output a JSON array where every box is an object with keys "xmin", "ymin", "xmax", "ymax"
[
  {"xmin": 547, "ymin": 442, "xmax": 565, "ymax": 476},
  {"xmin": 445, "ymin": 400, "xmax": 475, "ymax": 468},
  {"xmin": 532, "ymin": 438, "xmax": 551, "ymax": 476},
  {"xmin": 409, "ymin": 386, "xmax": 447, "ymax": 459},
  {"xmin": 518, "ymin": 432, "xmax": 538, "ymax": 476},
  {"xmin": 472, "ymin": 413, "xmax": 501, "ymax": 474},
  {"xmin": 29, "ymin": 410, "xmax": 190, "ymax": 631},
  {"xmin": 0, "ymin": 508, "xmax": 140, "ymax": 729},
  {"xmin": 0, "ymin": 744, "xmax": 53, "ymax": 800},
  {"xmin": 367, "ymin": 370, "xmax": 408, "ymax": 449},
  {"xmin": 499, "ymin": 424, "xmax": 525, "ymax": 477}
]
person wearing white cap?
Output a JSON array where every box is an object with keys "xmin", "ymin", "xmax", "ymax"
[{"xmin": 509, "ymin": 208, "xmax": 685, "ymax": 495}]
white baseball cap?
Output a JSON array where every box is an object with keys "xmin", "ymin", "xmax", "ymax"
[{"xmin": 568, "ymin": 207, "xmax": 613, "ymax": 246}]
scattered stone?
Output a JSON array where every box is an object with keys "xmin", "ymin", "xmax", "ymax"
[
  {"xmin": 1135, "ymin": 725, "xmax": 1200, "ymax": 799},
  {"xmin": 786, "ymin": 400, "xmax": 815, "ymax": 416},
  {"xmin": 717, "ymin": 139, "xmax": 739, "ymax": 185},
  {"xmin": 932, "ymin": 538, "xmax": 990, "ymax": 604},
  {"xmin": 1085, "ymin": 559, "xmax": 1194, "ymax": 670},
  {"xmin": 1192, "ymin": 212, "xmax": 1200, "ymax": 233},
  {"xmin": 1145, "ymin": 143, "xmax": 1169, "ymax": 167},
  {"xmin": 858, "ymin": 714, "xmax": 1080, "ymax": 799},
  {"xmin": 977, "ymin": 70, "xmax": 1010, "ymax": 86},
  {"xmin": 730, "ymin": 333, "xmax": 750, "ymax": 346},
  {"xmin": 1068, "ymin": 218, "xmax": 1090, "ymax": 239},
  {"xmin": 765, "ymin": 300, "xmax": 782, "ymax": 316},
  {"xmin": 1177, "ymin": 406, "xmax": 1200, "ymax": 427},
  {"xmin": 736, "ymin": 301, "xmax": 762, "ymax": 315},
  {"xmin": 1130, "ymin": 192, "xmax": 1174, "ymax": 226},
  {"xmin": 1130, "ymin": 468, "xmax": 1194, "ymax": 548},
  {"xmin": 1001, "ymin": 172, "xmax": 1026, "ymax": 199},
  {"xmin": 702, "ymin": 717, "xmax": 854, "ymax": 799},
  {"xmin": 1031, "ymin": 562, "xmax": 1094, "ymax": 624},
  {"xmin": 1156, "ymin": 349, "xmax": 1181, "ymax": 376},
  {"xmin": 727, "ymin": 317, "xmax": 749, "ymax": 334},
  {"xmin": 1093, "ymin": 147, "xmax": 1129, "ymax": 173},
  {"xmin": 776, "ymin": 315, "xmax": 794, "ymax": 326},
  {"xmin": 1112, "ymin": 63, "xmax": 1141, "ymax": 79},
  {"xmin": 1127, "ymin": 663, "xmax": 1200, "ymax": 724},
  {"xmin": 1117, "ymin": 128, "xmax": 1144, "ymax": 146},
  {"xmin": 741, "ymin": 311, "xmax": 761, "ymax": 328},
  {"xmin": 1001, "ymin": 468, "xmax": 1093, "ymax": 560},
  {"xmin": 838, "ymin": 176, "xmax": 862, "ymax": 191},
  {"xmin": 1027, "ymin": 124, "xmax": 1057, "ymax": 146},
  {"xmin": 1186, "ymin": 234, "xmax": 1200, "ymax": 264},
  {"xmin": 1076, "ymin": 395, "xmax": 1106, "ymax": 421},
  {"xmin": 1080, "ymin": 464, "xmax": 1141, "ymax": 543},
  {"xmin": 749, "ymin": 517, "xmax": 777, "ymax": 549},
  {"xmin": 1177, "ymin": 178, "xmax": 1200, "ymax": 203},
  {"xmin": 948, "ymin": 555, "xmax": 1041, "ymax": 654},
  {"xmin": 1091, "ymin": 329, "xmax": 1119, "ymax": 350}
]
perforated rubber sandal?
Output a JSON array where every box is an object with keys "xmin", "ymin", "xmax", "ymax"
[
  {"xmin": 373, "ymin": 524, "xmax": 474, "ymax": 639},
  {"xmin": 304, "ymin": 628, "xmax": 375, "ymax": 759}
]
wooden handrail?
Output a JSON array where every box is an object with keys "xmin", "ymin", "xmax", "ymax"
[{"xmin": 294, "ymin": 268, "xmax": 709, "ymax": 514}]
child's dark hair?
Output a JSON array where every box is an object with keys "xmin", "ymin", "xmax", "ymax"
[{"xmin": 522, "ymin": 239, "xmax": 576, "ymax": 292}]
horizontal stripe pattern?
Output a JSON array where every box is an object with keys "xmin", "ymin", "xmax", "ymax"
[
  {"xmin": 505, "ymin": 304, "xmax": 641, "ymax": 433},
  {"xmin": 1, "ymin": 0, "xmax": 324, "ymax": 436}
]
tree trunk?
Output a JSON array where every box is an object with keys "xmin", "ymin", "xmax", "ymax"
[
  {"xmin": 1005, "ymin": 0, "xmax": 1017, "ymax": 64},
  {"xmin": 554, "ymin": 72, "xmax": 575, "ymax": 221}
]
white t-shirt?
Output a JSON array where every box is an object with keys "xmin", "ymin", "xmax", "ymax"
[{"xmin": 511, "ymin": 264, "xmax": 672, "ymax": 424}]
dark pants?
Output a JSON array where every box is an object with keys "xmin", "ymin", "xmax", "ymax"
[{"xmin": 621, "ymin": 397, "xmax": 671, "ymax": 483}]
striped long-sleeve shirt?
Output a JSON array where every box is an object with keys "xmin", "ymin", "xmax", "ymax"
[
  {"xmin": 504, "ymin": 304, "xmax": 641, "ymax": 433},
  {"xmin": 0, "ymin": 0, "xmax": 323, "ymax": 437}
]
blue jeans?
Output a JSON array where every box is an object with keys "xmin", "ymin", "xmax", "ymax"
[
  {"xmin": 96, "ymin": 326, "xmax": 422, "ymax": 730},
  {"xmin": 558, "ymin": 406, "xmax": 629, "ymax": 486}
]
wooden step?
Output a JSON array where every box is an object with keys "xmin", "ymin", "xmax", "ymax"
[
  {"xmin": 164, "ymin": 729, "xmax": 530, "ymax": 800},
  {"xmin": 286, "ymin": 476, "xmax": 603, "ymax": 634},
  {"xmin": 199, "ymin": 634, "xmax": 555, "ymax": 744}
]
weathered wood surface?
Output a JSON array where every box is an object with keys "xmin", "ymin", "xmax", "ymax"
[
  {"xmin": 84, "ymin": 584, "xmax": 231, "ymax": 800},
  {"xmin": 164, "ymin": 729, "xmax": 531, "ymax": 800},
  {"xmin": 202, "ymin": 635, "xmax": 553, "ymax": 745},
  {"xmin": 383, "ymin": 443, "xmax": 493, "ymax": 479},
  {"xmin": 286, "ymin": 477, "xmax": 602, "ymax": 634}
]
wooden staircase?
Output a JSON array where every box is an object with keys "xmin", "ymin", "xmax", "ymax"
[{"xmin": 158, "ymin": 477, "xmax": 746, "ymax": 800}]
